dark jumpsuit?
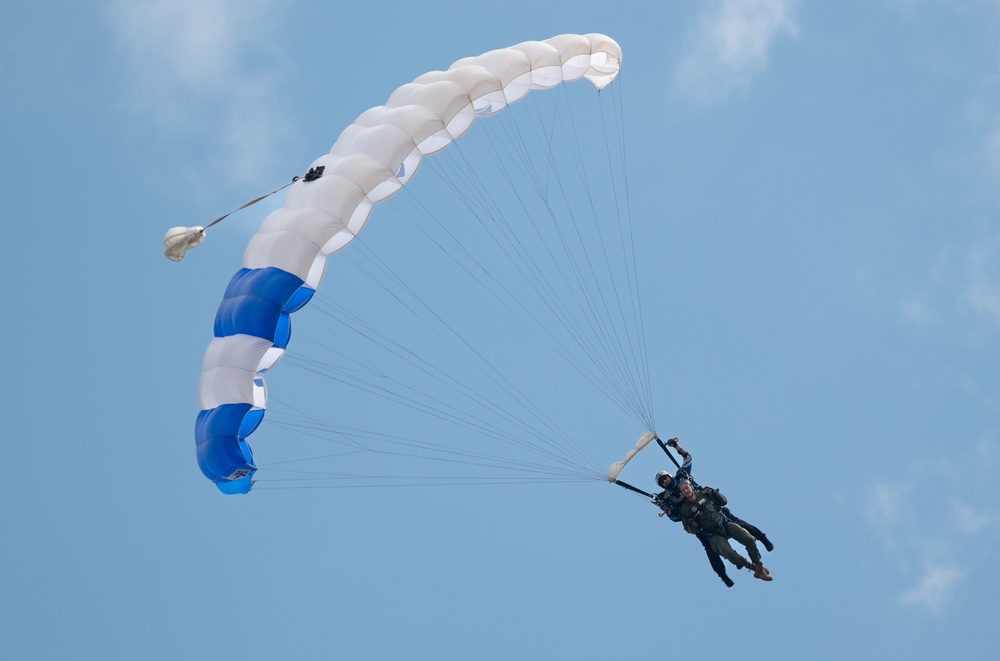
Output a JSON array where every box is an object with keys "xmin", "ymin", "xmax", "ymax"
[{"xmin": 654, "ymin": 451, "xmax": 772, "ymax": 585}]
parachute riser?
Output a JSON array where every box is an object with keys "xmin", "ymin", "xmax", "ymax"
[
  {"xmin": 613, "ymin": 478, "xmax": 654, "ymax": 499},
  {"xmin": 656, "ymin": 437, "xmax": 681, "ymax": 470}
]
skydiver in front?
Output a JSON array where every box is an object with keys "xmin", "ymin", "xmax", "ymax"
[
  {"xmin": 648, "ymin": 438, "xmax": 733, "ymax": 586},
  {"xmin": 677, "ymin": 480, "xmax": 773, "ymax": 581},
  {"xmin": 652, "ymin": 438, "xmax": 773, "ymax": 551},
  {"xmin": 651, "ymin": 437, "xmax": 773, "ymax": 586}
]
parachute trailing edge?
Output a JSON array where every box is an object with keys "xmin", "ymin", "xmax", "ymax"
[{"xmin": 190, "ymin": 34, "xmax": 623, "ymax": 493}]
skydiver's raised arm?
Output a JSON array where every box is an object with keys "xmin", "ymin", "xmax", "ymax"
[{"xmin": 666, "ymin": 437, "xmax": 692, "ymax": 472}]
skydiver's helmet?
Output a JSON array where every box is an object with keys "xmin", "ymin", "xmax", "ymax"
[{"xmin": 655, "ymin": 470, "xmax": 673, "ymax": 489}]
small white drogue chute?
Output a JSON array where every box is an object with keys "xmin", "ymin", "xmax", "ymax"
[
  {"xmin": 163, "ymin": 226, "xmax": 206, "ymax": 262},
  {"xmin": 607, "ymin": 432, "xmax": 657, "ymax": 482}
]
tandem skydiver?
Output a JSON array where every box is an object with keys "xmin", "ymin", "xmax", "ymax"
[{"xmin": 651, "ymin": 437, "xmax": 774, "ymax": 585}]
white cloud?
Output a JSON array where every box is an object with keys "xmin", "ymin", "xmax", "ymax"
[
  {"xmin": 898, "ymin": 564, "xmax": 964, "ymax": 612},
  {"xmin": 865, "ymin": 438, "xmax": 999, "ymax": 614},
  {"xmin": 901, "ymin": 228, "xmax": 1000, "ymax": 338},
  {"xmin": 107, "ymin": 0, "xmax": 293, "ymax": 185},
  {"xmin": 951, "ymin": 498, "xmax": 994, "ymax": 534},
  {"xmin": 675, "ymin": 0, "xmax": 800, "ymax": 103},
  {"xmin": 865, "ymin": 481, "xmax": 913, "ymax": 533}
]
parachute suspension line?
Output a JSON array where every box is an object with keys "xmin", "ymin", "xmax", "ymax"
[
  {"xmin": 609, "ymin": 73, "xmax": 655, "ymax": 432},
  {"xmin": 267, "ymin": 363, "xmax": 604, "ymax": 483},
  {"xmin": 549, "ymin": 84, "xmax": 654, "ymax": 430},
  {"xmin": 387, "ymin": 181, "xmax": 646, "ymax": 439},
  {"xmin": 260, "ymin": 391, "xmax": 595, "ymax": 480},
  {"xmin": 342, "ymin": 241, "xmax": 604, "ymax": 476},
  {"xmin": 499, "ymin": 91, "xmax": 651, "ymax": 428},
  {"xmin": 434, "ymin": 124, "xmax": 643, "ymax": 422},
  {"xmin": 402, "ymin": 132, "xmax": 639, "ymax": 424},
  {"xmin": 247, "ymin": 396, "xmax": 605, "ymax": 487},
  {"xmin": 283, "ymin": 334, "xmax": 599, "ymax": 480},
  {"xmin": 422, "ymin": 140, "xmax": 648, "ymax": 427},
  {"xmin": 435, "ymin": 91, "xmax": 653, "ymax": 429},
  {"xmin": 597, "ymin": 73, "xmax": 655, "ymax": 432},
  {"xmin": 262, "ymin": 405, "xmax": 597, "ymax": 482},
  {"xmin": 332, "ymin": 244, "xmax": 593, "ymax": 468},
  {"xmin": 292, "ymin": 244, "xmax": 604, "ymax": 478},
  {"xmin": 249, "ymin": 474, "xmax": 602, "ymax": 490},
  {"xmin": 546, "ymin": 81, "xmax": 654, "ymax": 432},
  {"xmin": 500, "ymin": 95, "xmax": 643, "ymax": 400}
]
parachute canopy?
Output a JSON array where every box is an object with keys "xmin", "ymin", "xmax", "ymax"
[{"xmin": 193, "ymin": 34, "xmax": 623, "ymax": 493}]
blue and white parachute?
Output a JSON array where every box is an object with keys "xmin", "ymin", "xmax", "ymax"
[{"xmin": 170, "ymin": 34, "xmax": 623, "ymax": 494}]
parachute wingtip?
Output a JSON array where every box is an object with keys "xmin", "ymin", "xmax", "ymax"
[{"xmin": 215, "ymin": 471, "xmax": 256, "ymax": 495}]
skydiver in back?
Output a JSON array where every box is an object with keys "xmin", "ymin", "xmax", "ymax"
[{"xmin": 651, "ymin": 437, "xmax": 773, "ymax": 586}]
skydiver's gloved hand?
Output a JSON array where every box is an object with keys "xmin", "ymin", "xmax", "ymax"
[
  {"xmin": 706, "ymin": 488, "xmax": 727, "ymax": 506},
  {"xmin": 666, "ymin": 437, "xmax": 679, "ymax": 448}
]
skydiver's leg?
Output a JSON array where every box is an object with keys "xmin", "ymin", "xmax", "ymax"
[
  {"xmin": 707, "ymin": 535, "xmax": 751, "ymax": 570},
  {"xmin": 725, "ymin": 522, "xmax": 762, "ymax": 566},
  {"xmin": 698, "ymin": 532, "xmax": 734, "ymax": 587},
  {"xmin": 722, "ymin": 507, "xmax": 773, "ymax": 552}
]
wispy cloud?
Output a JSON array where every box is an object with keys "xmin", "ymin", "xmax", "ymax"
[
  {"xmin": 898, "ymin": 564, "xmax": 964, "ymax": 613},
  {"xmin": 674, "ymin": 0, "xmax": 800, "ymax": 103},
  {"xmin": 107, "ymin": 0, "xmax": 293, "ymax": 186},
  {"xmin": 865, "ymin": 438, "xmax": 999, "ymax": 614},
  {"xmin": 901, "ymin": 228, "xmax": 1000, "ymax": 338}
]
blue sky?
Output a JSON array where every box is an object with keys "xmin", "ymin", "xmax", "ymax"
[{"xmin": 2, "ymin": 0, "xmax": 1000, "ymax": 658}]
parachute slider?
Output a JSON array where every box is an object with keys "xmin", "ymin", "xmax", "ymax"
[{"xmin": 606, "ymin": 432, "xmax": 656, "ymax": 482}]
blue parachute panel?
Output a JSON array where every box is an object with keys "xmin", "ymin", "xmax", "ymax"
[
  {"xmin": 216, "ymin": 473, "xmax": 255, "ymax": 495},
  {"xmin": 238, "ymin": 408, "xmax": 266, "ymax": 438},
  {"xmin": 285, "ymin": 284, "xmax": 315, "ymax": 313},
  {"xmin": 214, "ymin": 268, "xmax": 306, "ymax": 341},
  {"xmin": 199, "ymin": 267, "xmax": 313, "ymax": 494},
  {"xmin": 195, "ymin": 404, "xmax": 258, "ymax": 488},
  {"xmin": 273, "ymin": 312, "xmax": 292, "ymax": 349},
  {"xmin": 223, "ymin": 267, "xmax": 306, "ymax": 307}
]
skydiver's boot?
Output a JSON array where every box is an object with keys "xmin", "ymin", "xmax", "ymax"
[
  {"xmin": 760, "ymin": 535, "xmax": 774, "ymax": 553},
  {"xmin": 752, "ymin": 562, "xmax": 773, "ymax": 581}
]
